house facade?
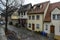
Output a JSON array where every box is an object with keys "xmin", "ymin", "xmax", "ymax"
[
  {"xmin": 18, "ymin": 3, "xmax": 32, "ymax": 27},
  {"xmin": 11, "ymin": 10, "xmax": 19, "ymax": 25},
  {"xmin": 44, "ymin": 2, "xmax": 60, "ymax": 40},
  {"xmin": 27, "ymin": 1, "xmax": 50, "ymax": 32}
]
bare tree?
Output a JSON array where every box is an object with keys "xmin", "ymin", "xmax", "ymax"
[{"xmin": 0, "ymin": 0, "xmax": 24, "ymax": 32}]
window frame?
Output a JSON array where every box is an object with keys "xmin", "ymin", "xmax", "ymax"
[
  {"xmin": 36, "ymin": 15, "xmax": 40, "ymax": 20},
  {"xmin": 53, "ymin": 14, "xmax": 56, "ymax": 20},
  {"xmin": 36, "ymin": 24, "xmax": 40, "ymax": 29},
  {"xmin": 29, "ymin": 23, "xmax": 31, "ymax": 28},
  {"xmin": 53, "ymin": 14, "xmax": 60, "ymax": 20},
  {"xmin": 33, "ymin": 6, "xmax": 36, "ymax": 9},
  {"xmin": 57, "ymin": 14, "xmax": 60, "ymax": 20},
  {"xmin": 21, "ymin": 12, "xmax": 24, "ymax": 15},
  {"xmin": 24, "ymin": 12, "xmax": 25, "ymax": 15},
  {"xmin": 29, "ymin": 16, "xmax": 31, "ymax": 20},
  {"xmin": 37, "ymin": 5, "xmax": 40, "ymax": 9},
  {"xmin": 32, "ymin": 15, "xmax": 35, "ymax": 20},
  {"xmin": 45, "ymin": 24, "xmax": 48, "ymax": 30}
]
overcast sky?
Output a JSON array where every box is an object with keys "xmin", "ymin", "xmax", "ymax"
[{"xmin": 24, "ymin": 0, "xmax": 60, "ymax": 5}]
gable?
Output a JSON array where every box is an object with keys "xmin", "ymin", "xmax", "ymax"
[{"xmin": 51, "ymin": 8, "xmax": 60, "ymax": 14}]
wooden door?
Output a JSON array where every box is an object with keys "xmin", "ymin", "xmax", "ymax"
[
  {"xmin": 50, "ymin": 25, "xmax": 55, "ymax": 33},
  {"xmin": 32, "ymin": 24, "xmax": 35, "ymax": 30}
]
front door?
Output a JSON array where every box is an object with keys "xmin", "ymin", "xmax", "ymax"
[
  {"xmin": 50, "ymin": 25, "xmax": 55, "ymax": 33},
  {"xmin": 32, "ymin": 24, "xmax": 35, "ymax": 30}
]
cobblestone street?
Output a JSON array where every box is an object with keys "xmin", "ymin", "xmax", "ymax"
[{"xmin": 7, "ymin": 25, "xmax": 48, "ymax": 40}]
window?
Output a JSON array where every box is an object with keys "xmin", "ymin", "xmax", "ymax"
[
  {"xmin": 37, "ymin": 5, "xmax": 40, "ymax": 8},
  {"xmin": 21, "ymin": 13, "xmax": 23, "ymax": 15},
  {"xmin": 36, "ymin": 15, "xmax": 40, "ymax": 20},
  {"xmin": 24, "ymin": 12, "xmax": 25, "ymax": 15},
  {"xmin": 45, "ymin": 24, "xmax": 48, "ymax": 30},
  {"xmin": 29, "ymin": 16, "xmax": 31, "ymax": 20},
  {"xmin": 32, "ymin": 15, "xmax": 35, "ymax": 20},
  {"xmin": 53, "ymin": 14, "xmax": 56, "ymax": 20},
  {"xmin": 37, "ymin": 5, "xmax": 42, "ymax": 9},
  {"xmin": 21, "ymin": 12, "xmax": 25, "ymax": 15},
  {"xmin": 36, "ymin": 24, "xmax": 40, "ymax": 29},
  {"xmin": 40, "ymin": 5, "xmax": 42, "ymax": 8},
  {"xmin": 33, "ymin": 6, "xmax": 36, "ymax": 9},
  {"xmin": 53, "ymin": 14, "xmax": 60, "ymax": 20},
  {"xmin": 57, "ymin": 14, "xmax": 60, "ymax": 20},
  {"xmin": 29, "ymin": 23, "xmax": 31, "ymax": 28}
]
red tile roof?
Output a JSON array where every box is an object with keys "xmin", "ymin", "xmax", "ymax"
[
  {"xmin": 44, "ymin": 2, "xmax": 60, "ymax": 22},
  {"xmin": 28, "ymin": 1, "xmax": 50, "ymax": 14}
]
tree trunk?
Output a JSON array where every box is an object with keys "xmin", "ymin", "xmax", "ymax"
[
  {"xmin": 5, "ymin": 0, "xmax": 8, "ymax": 33},
  {"xmin": 5, "ymin": 15, "xmax": 8, "ymax": 32}
]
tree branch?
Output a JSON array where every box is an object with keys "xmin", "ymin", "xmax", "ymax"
[
  {"xmin": 0, "ymin": 7, "xmax": 4, "ymax": 13},
  {"xmin": 0, "ymin": 0, "xmax": 6, "ymax": 6},
  {"xmin": 8, "ymin": 0, "xmax": 15, "ymax": 6}
]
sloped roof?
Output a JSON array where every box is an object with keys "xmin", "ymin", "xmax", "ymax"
[
  {"xmin": 28, "ymin": 1, "xmax": 50, "ymax": 14},
  {"xmin": 44, "ymin": 2, "xmax": 60, "ymax": 22},
  {"xmin": 19, "ymin": 3, "xmax": 32, "ymax": 12}
]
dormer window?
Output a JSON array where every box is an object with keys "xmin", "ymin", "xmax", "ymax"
[
  {"xmin": 33, "ymin": 6, "xmax": 36, "ymax": 9},
  {"xmin": 37, "ymin": 4, "xmax": 42, "ymax": 9},
  {"xmin": 40, "ymin": 5, "xmax": 42, "ymax": 8}
]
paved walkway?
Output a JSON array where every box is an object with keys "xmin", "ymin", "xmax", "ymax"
[
  {"xmin": 7, "ymin": 25, "xmax": 48, "ymax": 40},
  {"xmin": 0, "ymin": 25, "xmax": 7, "ymax": 40}
]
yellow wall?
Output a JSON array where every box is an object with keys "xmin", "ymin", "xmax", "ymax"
[
  {"xmin": 11, "ymin": 16, "xmax": 19, "ymax": 19},
  {"xmin": 27, "ymin": 14, "xmax": 44, "ymax": 32},
  {"xmin": 10, "ymin": 10, "xmax": 19, "ymax": 25},
  {"xmin": 11, "ymin": 10, "xmax": 19, "ymax": 19}
]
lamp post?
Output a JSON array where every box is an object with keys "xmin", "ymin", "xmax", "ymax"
[{"xmin": 5, "ymin": 0, "xmax": 8, "ymax": 33}]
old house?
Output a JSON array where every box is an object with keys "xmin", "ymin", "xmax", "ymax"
[
  {"xmin": 18, "ymin": 3, "xmax": 32, "ymax": 27},
  {"xmin": 44, "ymin": 2, "xmax": 60, "ymax": 40},
  {"xmin": 11, "ymin": 10, "xmax": 19, "ymax": 25},
  {"xmin": 1, "ymin": 6, "xmax": 18, "ymax": 24},
  {"xmin": 27, "ymin": 1, "xmax": 50, "ymax": 32}
]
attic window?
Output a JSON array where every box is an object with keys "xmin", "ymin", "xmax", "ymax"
[
  {"xmin": 40, "ymin": 5, "xmax": 42, "ymax": 8},
  {"xmin": 37, "ymin": 5, "xmax": 42, "ymax": 9},
  {"xmin": 33, "ymin": 6, "xmax": 36, "ymax": 9}
]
